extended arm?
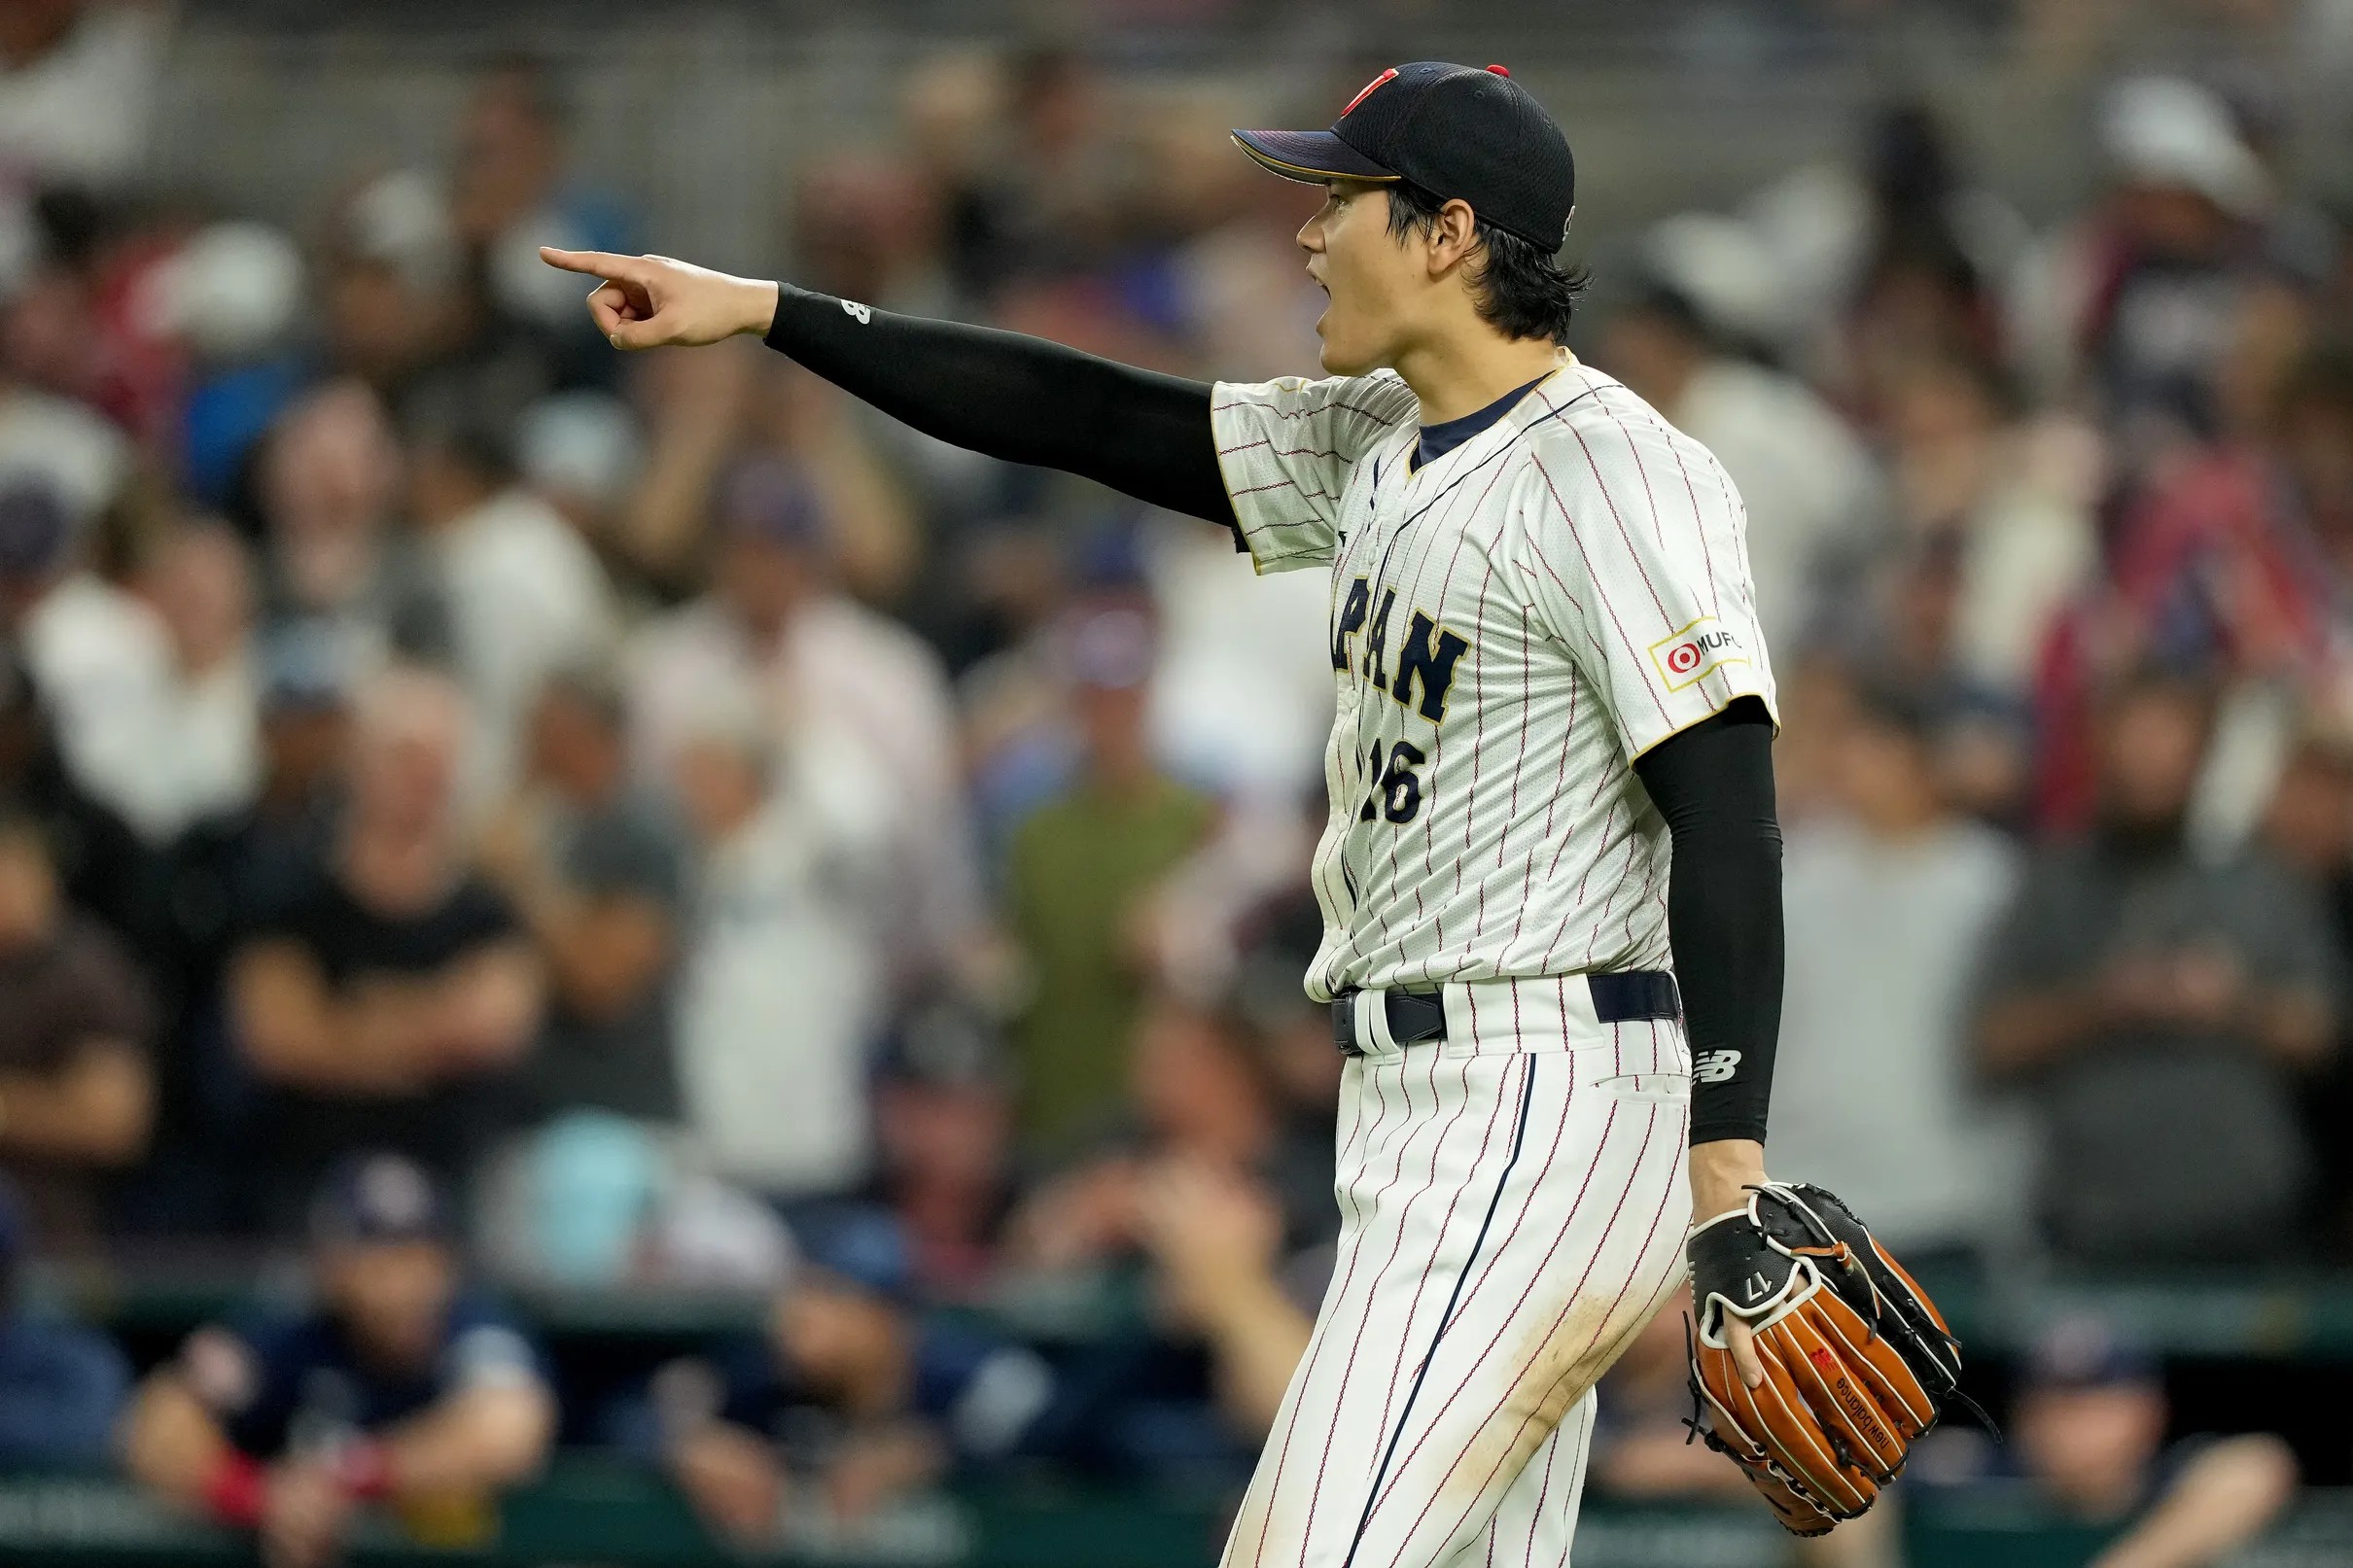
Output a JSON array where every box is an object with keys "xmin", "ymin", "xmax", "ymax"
[
  {"xmin": 760, "ymin": 284, "xmax": 1232, "ymax": 523},
  {"xmin": 2090, "ymin": 1434, "xmax": 2297, "ymax": 1568},
  {"xmin": 369, "ymin": 1380, "xmax": 555, "ymax": 1495},
  {"xmin": 540, "ymin": 249, "xmax": 1234, "ymax": 525},
  {"xmin": 0, "ymin": 1040, "xmax": 153, "ymax": 1166}
]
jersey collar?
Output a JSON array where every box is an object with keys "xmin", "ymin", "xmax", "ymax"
[{"xmin": 1406, "ymin": 359, "xmax": 1579, "ymax": 475}]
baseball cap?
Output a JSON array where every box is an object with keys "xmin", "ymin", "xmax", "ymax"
[
  {"xmin": 2100, "ymin": 75, "xmax": 2267, "ymax": 217},
  {"xmin": 2026, "ymin": 1314, "xmax": 2160, "ymax": 1392},
  {"xmin": 309, "ymin": 1152, "xmax": 451, "ymax": 1249},
  {"xmin": 1232, "ymin": 62, "xmax": 1576, "ymax": 252},
  {"xmin": 1059, "ymin": 603, "xmax": 1157, "ymax": 691},
  {"xmin": 718, "ymin": 457, "xmax": 825, "ymax": 549}
]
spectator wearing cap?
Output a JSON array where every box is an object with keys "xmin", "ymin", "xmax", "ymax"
[
  {"xmin": 644, "ymin": 1240, "xmax": 1052, "ymax": 1549},
  {"xmin": 406, "ymin": 403, "xmax": 615, "ymax": 807},
  {"xmin": 123, "ymin": 1152, "xmax": 554, "ymax": 1568},
  {"xmin": 0, "ymin": 1171, "xmax": 128, "ymax": 1464},
  {"xmin": 2010, "ymin": 74, "xmax": 2288, "ymax": 471},
  {"xmin": 226, "ymin": 665, "xmax": 544, "ymax": 1231},
  {"xmin": 1769, "ymin": 684, "xmax": 2024, "ymax": 1263},
  {"xmin": 667, "ymin": 670, "xmax": 894, "ymax": 1209},
  {"xmin": 477, "ymin": 663, "xmax": 685, "ymax": 1126},
  {"xmin": 1926, "ymin": 1316, "xmax": 2297, "ymax": 1568},
  {"xmin": 626, "ymin": 457, "xmax": 983, "ymax": 999},
  {"xmin": 0, "ymin": 800, "xmax": 154, "ymax": 1250},
  {"xmin": 1003, "ymin": 599, "xmax": 1215, "ymax": 1158},
  {"xmin": 318, "ymin": 170, "xmax": 462, "ymax": 400}
]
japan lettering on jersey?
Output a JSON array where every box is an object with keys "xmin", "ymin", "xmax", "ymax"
[{"xmin": 1210, "ymin": 364, "xmax": 1776, "ymax": 1001}]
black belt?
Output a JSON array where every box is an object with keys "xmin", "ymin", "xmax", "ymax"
[{"xmin": 1330, "ymin": 971, "xmax": 1681, "ymax": 1058}]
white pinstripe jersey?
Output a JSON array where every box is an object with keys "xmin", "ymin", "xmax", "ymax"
[{"xmin": 1211, "ymin": 360, "xmax": 1778, "ymax": 1003}]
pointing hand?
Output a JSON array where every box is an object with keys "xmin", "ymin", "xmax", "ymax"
[{"xmin": 539, "ymin": 248, "xmax": 779, "ymax": 350}]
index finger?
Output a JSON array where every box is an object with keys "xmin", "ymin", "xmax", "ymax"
[
  {"xmin": 539, "ymin": 246, "xmax": 647, "ymax": 282},
  {"xmin": 1725, "ymin": 1316, "xmax": 1767, "ymax": 1389}
]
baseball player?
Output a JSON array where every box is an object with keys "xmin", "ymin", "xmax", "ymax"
[{"xmin": 548, "ymin": 60, "xmax": 1808, "ymax": 1566}]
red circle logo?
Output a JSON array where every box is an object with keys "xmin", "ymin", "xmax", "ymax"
[{"xmin": 1668, "ymin": 642, "xmax": 1702, "ymax": 674}]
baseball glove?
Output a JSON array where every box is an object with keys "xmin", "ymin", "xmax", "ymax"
[{"xmin": 1682, "ymin": 1181, "xmax": 1985, "ymax": 1536}]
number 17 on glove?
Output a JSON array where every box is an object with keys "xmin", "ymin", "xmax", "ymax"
[{"xmin": 1683, "ymin": 1181, "xmax": 1990, "ymax": 1536}]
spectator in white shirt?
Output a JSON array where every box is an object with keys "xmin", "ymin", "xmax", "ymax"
[
  {"xmin": 0, "ymin": 487, "xmax": 258, "ymax": 858},
  {"xmin": 669, "ymin": 677, "xmax": 896, "ymax": 1208},
  {"xmin": 1771, "ymin": 680, "xmax": 2026, "ymax": 1261},
  {"xmin": 60, "ymin": 520, "xmax": 263, "ymax": 845},
  {"xmin": 406, "ymin": 407, "xmax": 615, "ymax": 806},
  {"xmin": 627, "ymin": 459, "xmax": 981, "ymax": 995}
]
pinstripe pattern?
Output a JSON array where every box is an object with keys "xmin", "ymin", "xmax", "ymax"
[
  {"xmin": 1208, "ymin": 362, "xmax": 1761, "ymax": 1565},
  {"xmin": 1216, "ymin": 981, "xmax": 1692, "ymax": 1568},
  {"xmin": 1210, "ymin": 363, "xmax": 1777, "ymax": 1002}
]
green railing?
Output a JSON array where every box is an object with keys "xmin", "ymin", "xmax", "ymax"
[{"xmin": 3, "ymin": 1468, "xmax": 2351, "ymax": 1568}]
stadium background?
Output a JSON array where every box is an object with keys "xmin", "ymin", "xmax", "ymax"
[{"xmin": 0, "ymin": 1, "xmax": 2350, "ymax": 1564}]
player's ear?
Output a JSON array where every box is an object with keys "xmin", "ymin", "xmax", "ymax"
[{"xmin": 1429, "ymin": 197, "xmax": 1480, "ymax": 275}]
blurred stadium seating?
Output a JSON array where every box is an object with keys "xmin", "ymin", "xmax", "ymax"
[{"xmin": 0, "ymin": 1, "xmax": 2351, "ymax": 1564}]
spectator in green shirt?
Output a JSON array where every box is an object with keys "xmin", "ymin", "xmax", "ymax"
[{"xmin": 1005, "ymin": 600, "xmax": 1213, "ymax": 1159}]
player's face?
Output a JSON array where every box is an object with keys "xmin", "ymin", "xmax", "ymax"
[
  {"xmin": 323, "ymin": 1240, "xmax": 458, "ymax": 1370},
  {"xmin": 1298, "ymin": 181, "xmax": 1419, "ymax": 375}
]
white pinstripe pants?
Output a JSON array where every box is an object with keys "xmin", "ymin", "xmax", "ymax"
[{"xmin": 1220, "ymin": 976, "xmax": 1693, "ymax": 1568}]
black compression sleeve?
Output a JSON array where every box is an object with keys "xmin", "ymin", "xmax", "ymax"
[
  {"xmin": 762, "ymin": 283, "xmax": 1235, "ymax": 526},
  {"xmin": 1632, "ymin": 697, "xmax": 1784, "ymax": 1146}
]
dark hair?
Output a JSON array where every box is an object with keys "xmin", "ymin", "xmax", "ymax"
[{"xmin": 1385, "ymin": 180, "xmax": 1587, "ymax": 345}]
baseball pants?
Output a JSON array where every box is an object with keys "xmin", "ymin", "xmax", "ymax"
[{"xmin": 1220, "ymin": 975, "xmax": 1693, "ymax": 1568}]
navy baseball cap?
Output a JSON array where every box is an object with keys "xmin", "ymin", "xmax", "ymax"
[
  {"xmin": 718, "ymin": 457, "xmax": 825, "ymax": 549},
  {"xmin": 1233, "ymin": 61, "xmax": 1577, "ymax": 252},
  {"xmin": 309, "ymin": 1152, "xmax": 451, "ymax": 1248},
  {"xmin": 2027, "ymin": 1315, "xmax": 2160, "ymax": 1391}
]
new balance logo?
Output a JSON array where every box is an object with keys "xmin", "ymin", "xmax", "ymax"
[
  {"xmin": 841, "ymin": 299, "xmax": 873, "ymax": 324},
  {"xmin": 1694, "ymin": 1049, "xmax": 1742, "ymax": 1084}
]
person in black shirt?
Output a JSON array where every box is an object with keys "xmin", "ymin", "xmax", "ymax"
[
  {"xmin": 476, "ymin": 664, "xmax": 683, "ymax": 1125},
  {"xmin": 227, "ymin": 666, "xmax": 544, "ymax": 1232}
]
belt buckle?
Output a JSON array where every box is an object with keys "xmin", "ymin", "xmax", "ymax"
[{"xmin": 1331, "ymin": 993, "xmax": 1365, "ymax": 1059}]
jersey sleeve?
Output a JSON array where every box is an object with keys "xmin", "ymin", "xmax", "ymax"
[
  {"xmin": 1210, "ymin": 372, "xmax": 1418, "ymax": 574},
  {"xmin": 1505, "ymin": 422, "xmax": 1778, "ymax": 760}
]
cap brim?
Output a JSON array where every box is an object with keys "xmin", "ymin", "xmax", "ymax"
[{"xmin": 1229, "ymin": 128, "xmax": 1397, "ymax": 185}]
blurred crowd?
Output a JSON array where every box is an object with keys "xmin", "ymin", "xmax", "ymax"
[{"xmin": 0, "ymin": 0, "xmax": 2344, "ymax": 1560}]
